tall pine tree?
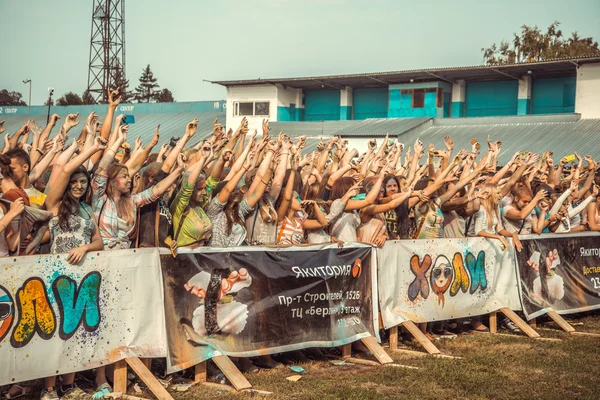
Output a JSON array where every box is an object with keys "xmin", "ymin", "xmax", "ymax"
[
  {"xmin": 114, "ymin": 69, "xmax": 133, "ymax": 103},
  {"xmin": 134, "ymin": 65, "xmax": 160, "ymax": 103}
]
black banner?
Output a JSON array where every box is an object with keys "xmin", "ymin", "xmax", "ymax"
[
  {"xmin": 515, "ymin": 234, "xmax": 600, "ymax": 319},
  {"xmin": 160, "ymin": 244, "xmax": 375, "ymax": 372}
]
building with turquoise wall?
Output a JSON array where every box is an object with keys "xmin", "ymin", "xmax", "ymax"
[{"xmin": 212, "ymin": 56, "xmax": 600, "ymax": 132}]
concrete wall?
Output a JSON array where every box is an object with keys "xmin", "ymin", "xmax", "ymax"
[
  {"xmin": 531, "ymin": 77, "xmax": 576, "ymax": 114},
  {"xmin": 226, "ymin": 85, "xmax": 277, "ymax": 131},
  {"xmin": 465, "ymin": 80, "xmax": 518, "ymax": 117},
  {"xmin": 304, "ymin": 90, "xmax": 341, "ymax": 121},
  {"xmin": 575, "ymin": 63, "xmax": 600, "ymax": 119},
  {"xmin": 353, "ymin": 88, "xmax": 388, "ymax": 119}
]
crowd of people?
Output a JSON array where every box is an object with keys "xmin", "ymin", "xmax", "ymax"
[{"xmin": 1, "ymin": 87, "xmax": 599, "ymax": 399}]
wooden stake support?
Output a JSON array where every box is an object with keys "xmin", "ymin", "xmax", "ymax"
[
  {"xmin": 211, "ymin": 355, "xmax": 252, "ymax": 391},
  {"xmin": 401, "ymin": 320, "xmax": 441, "ymax": 355},
  {"xmin": 546, "ymin": 310, "xmax": 600, "ymax": 337},
  {"xmin": 194, "ymin": 361, "xmax": 207, "ymax": 384},
  {"xmin": 499, "ymin": 308, "xmax": 540, "ymax": 338},
  {"xmin": 125, "ymin": 357, "xmax": 174, "ymax": 400},
  {"xmin": 361, "ymin": 336, "xmax": 393, "ymax": 364},
  {"xmin": 341, "ymin": 343, "xmax": 352, "ymax": 358},
  {"xmin": 528, "ymin": 318, "xmax": 537, "ymax": 329},
  {"xmin": 389, "ymin": 325, "xmax": 399, "ymax": 350},
  {"xmin": 113, "ymin": 360, "xmax": 128, "ymax": 394},
  {"xmin": 547, "ymin": 311, "xmax": 575, "ymax": 332},
  {"xmin": 489, "ymin": 312, "xmax": 497, "ymax": 334}
]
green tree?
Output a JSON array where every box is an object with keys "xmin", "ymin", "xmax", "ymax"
[
  {"xmin": 82, "ymin": 89, "xmax": 97, "ymax": 105},
  {"xmin": 482, "ymin": 21, "xmax": 600, "ymax": 65},
  {"xmin": 0, "ymin": 89, "xmax": 27, "ymax": 106},
  {"xmin": 155, "ymin": 88, "xmax": 175, "ymax": 103},
  {"xmin": 113, "ymin": 69, "xmax": 133, "ymax": 103},
  {"xmin": 134, "ymin": 64, "xmax": 160, "ymax": 103},
  {"xmin": 56, "ymin": 92, "xmax": 84, "ymax": 106}
]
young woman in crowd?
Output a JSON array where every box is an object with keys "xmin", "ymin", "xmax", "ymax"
[{"xmin": 91, "ymin": 125, "xmax": 185, "ymax": 249}]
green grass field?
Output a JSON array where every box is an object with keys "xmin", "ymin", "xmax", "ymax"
[
  {"xmin": 172, "ymin": 313, "xmax": 600, "ymax": 400},
  {"xmin": 7, "ymin": 313, "xmax": 600, "ymax": 399}
]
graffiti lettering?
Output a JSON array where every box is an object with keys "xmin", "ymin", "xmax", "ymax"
[
  {"xmin": 466, "ymin": 251, "xmax": 487, "ymax": 294},
  {"xmin": 10, "ymin": 278, "xmax": 56, "ymax": 348},
  {"xmin": 52, "ymin": 272, "xmax": 102, "ymax": 340},
  {"xmin": 3, "ymin": 272, "xmax": 102, "ymax": 348},
  {"xmin": 408, "ymin": 254, "xmax": 432, "ymax": 301},
  {"xmin": 408, "ymin": 251, "xmax": 488, "ymax": 305}
]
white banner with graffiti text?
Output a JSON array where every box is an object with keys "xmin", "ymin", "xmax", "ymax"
[
  {"xmin": 0, "ymin": 248, "xmax": 167, "ymax": 385},
  {"xmin": 378, "ymin": 238, "xmax": 521, "ymax": 328}
]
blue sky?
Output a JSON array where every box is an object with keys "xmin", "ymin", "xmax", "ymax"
[{"xmin": 1, "ymin": 0, "xmax": 599, "ymax": 105}]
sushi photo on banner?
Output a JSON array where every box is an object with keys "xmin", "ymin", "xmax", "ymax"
[
  {"xmin": 515, "ymin": 233, "xmax": 600, "ymax": 320},
  {"xmin": 159, "ymin": 243, "xmax": 378, "ymax": 373}
]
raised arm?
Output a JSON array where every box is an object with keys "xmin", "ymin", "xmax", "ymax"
[
  {"xmin": 97, "ymin": 124, "xmax": 127, "ymax": 173},
  {"xmin": 218, "ymin": 151, "xmax": 255, "ymax": 204},
  {"xmin": 90, "ymin": 88, "xmax": 121, "ymax": 166},
  {"xmin": 270, "ymin": 139, "xmax": 290, "ymax": 200},
  {"xmin": 151, "ymin": 154, "xmax": 185, "ymax": 198},
  {"xmin": 162, "ymin": 119, "xmax": 198, "ymax": 173},
  {"xmin": 277, "ymin": 169, "xmax": 296, "ymax": 221},
  {"xmin": 45, "ymin": 138, "xmax": 107, "ymax": 211}
]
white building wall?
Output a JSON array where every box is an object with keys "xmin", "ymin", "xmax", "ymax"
[
  {"xmin": 226, "ymin": 85, "xmax": 277, "ymax": 132},
  {"xmin": 575, "ymin": 63, "xmax": 600, "ymax": 119}
]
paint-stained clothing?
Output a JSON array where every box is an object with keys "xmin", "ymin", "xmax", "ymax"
[
  {"xmin": 92, "ymin": 172, "xmax": 157, "ymax": 249},
  {"xmin": 170, "ymin": 179, "xmax": 213, "ymax": 247}
]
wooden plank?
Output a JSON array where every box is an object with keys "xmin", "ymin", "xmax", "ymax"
[
  {"xmin": 211, "ymin": 355, "xmax": 252, "ymax": 391},
  {"xmin": 341, "ymin": 343, "xmax": 352, "ymax": 358},
  {"xmin": 489, "ymin": 312, "xmax": 497, "ymax": 334},
  {"xmin": 202, "ymin": 382, "xmax": 236, "ymax": 392},
  {"xmin": 547, "ymin": 311, "xmax": 575, "ymax": 333},
  {"xmin": 402, "ymin": 320, "xmax": 441, "ymax": 355},
  {"xmin": 500, "ymin": 308, "xmax": 540, "ymax": 338},
  {"xmin": 570, "ymin": 331, "xmax": 600, "ymax": 338},
  {"xmin": 394, "ymin": 348, "xmax": 461, "ymax": 359},
  {"xmin": 378, "ymin": 313, "xmax": 384, "ymax": 330},
  {"xmin": 493, "ymin": 332, "xmax": 562, "ymax": 342},
  {"xmin": 528, "ymin": 318, "xmax": 537, "ymax": 328},
  {"xmin": 361, "ymin": 336, "xmax": 393, "ymax": 364},
  {"xmin": 125, "ymin": 357, "xmax": 174, "ymax": 400},
  {"xmin": 113, "ymin": 360, "xmax": 128, "ymax": 394},
  {"xmin": 345, "ymin": 357, "xmax": 380, "ymax": 366},
  {"xmin": 194, "ymin": 361, "xmax": 207, "ymax": 383},
  {"xmin": 389, "ymin": 325, "xmax": 398, "ymax": 350}
]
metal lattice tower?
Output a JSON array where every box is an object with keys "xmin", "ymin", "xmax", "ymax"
[{"xmin": 87, "ymin": 0, "xmax": 126, "ymax": 103}]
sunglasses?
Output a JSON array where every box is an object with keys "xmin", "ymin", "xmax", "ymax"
[
  {"xmin": 432, "ymin": 267, "xmax": 453, "ymax": 279},
  {"xmin": 0, "ymin": 302, "xmax": 12, "ymax": 320}
]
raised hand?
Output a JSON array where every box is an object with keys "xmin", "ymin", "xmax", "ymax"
[
  {"xmin": 186, "ymin": 118, "xmax": 199, "ymax": 137},
  {"xmin": 84, "ymin": 112, "xmax": 99, "ymax": 136},
  {"xmin": 94, "ymin": 137, "xmax": 108, "ymax": 150},
  {"xmin": 108, "ymin": 87, "xmax": 122, "ymax": 107},
  {"xmin": 0, "ymin": 120, "xmax": 5, "ymax": 135},
  {"xmin": 444, "ymin": 135, "xmax": 454, "ymax": 150},
  {"xmin": 150, "ymin": 124, "xmax": 160, "ymax": 146},
  {"xmin": 118, "ymin": 124, "xmax": 129, "ymax": 142},
  {"xmin": 262, "ymin": 118, "xmax": 270, "ymax": 137},
  {"xmin": 27, "ymin": 120, "xmax": 41, "ymax": 136},
  {"xmin": 63, "ymin": 113, "xmax": 80, "ymax": 131},
  {"xmin": 49, "ymin": 114, "xmax": 61, "ymax": 125}
]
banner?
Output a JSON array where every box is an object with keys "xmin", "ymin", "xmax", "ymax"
[
  {"xmin": 160, "ymin": 244, "xmax": 378, "ymax": 373},
  {"xmin": 515, "ymin": 233, "xmax": 600, "ymax": 320},
  {"xmin": 378, "ymin": 238, "xmax": 520, "ymax": 328},
  {"xmin": 0, "ymin": 248, "xmax": 167, "ymax": 385}
]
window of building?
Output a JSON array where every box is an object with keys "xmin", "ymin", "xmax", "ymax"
[
  {"xmin": 437, "ymin": 88, "xmax": 444, "ymax": 108},
  {"xmin": 234, "ymin": 101, "xmax": 270, "ymax": 116},
  {"xmin": 412, "ymin": 89, "xmax": 425, "ymax": 108}
]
